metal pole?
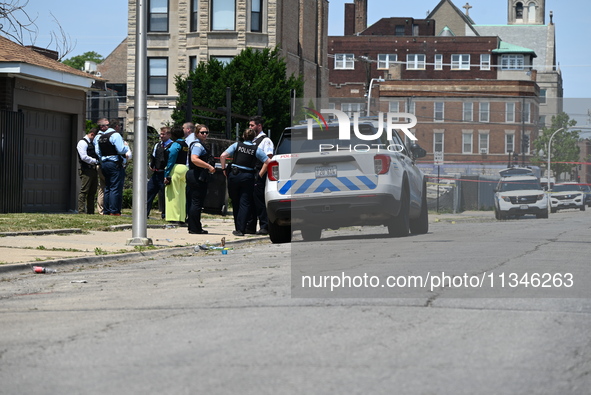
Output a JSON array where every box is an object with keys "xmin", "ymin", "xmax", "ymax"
[
  {"xmin": 547, "ymin": 127, "xmax": 565, "ymax": 215},
  {"xmin": 437, "ymin": 165, "xmax": 440, "ymax": 214},
  {"xmin": 225, "ymin": 87, "xmax": 231, "ymax": 140},
  {"xmin": 186, "ymin": 80, "xmax": 193, "ymax": 123},
  {"xmin": 127, "ymin": 0, "xmax": 152, "ymax": 246},
  {"xmin": 366, "ymin": 78, "xmax": 384, "ymax": 117},
  {"xmin": 521, "ymin": 96, "xmax": 526, "ymax": 166}
]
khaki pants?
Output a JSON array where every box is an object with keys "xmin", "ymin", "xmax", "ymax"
[{"xmin": 96, "ymin": 166, "xmax": 106, "ymax": 215}]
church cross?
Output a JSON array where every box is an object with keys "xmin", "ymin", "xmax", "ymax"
[{"xmin": 463, "ymin": 2, "xmax": 472, "ymax": 16}]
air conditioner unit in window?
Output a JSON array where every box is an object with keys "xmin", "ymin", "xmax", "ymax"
[{"xmin": 480, "ymin": 148, "xmax": 488, "ymax": 154}]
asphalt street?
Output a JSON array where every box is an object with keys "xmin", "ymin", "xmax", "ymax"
[{"xmin": 1, "ymin": 210, "xmax": 590, "ymax": 394}]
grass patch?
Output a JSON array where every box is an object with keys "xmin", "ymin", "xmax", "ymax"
[{"xmin": 0, "ymin": 210, "xmax": 227, "ymax": 233}]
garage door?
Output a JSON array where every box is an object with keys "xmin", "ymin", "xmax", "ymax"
[{"xmin": 22, "ymin": 109, "xmax": 73, "ymax": 212}]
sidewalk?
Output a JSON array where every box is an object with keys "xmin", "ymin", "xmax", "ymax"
[
  {"xmin": 0, "ymin": 211, "xmax": 494, "ymax": 273},
  {"xmin": 0, "ymin": 217, "xmax": 267, "ymax": 273}
]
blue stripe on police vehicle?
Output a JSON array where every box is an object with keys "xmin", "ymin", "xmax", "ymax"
[{"xmin": 278, "ymin": 175, "xmax": 378, "ymax": 195}]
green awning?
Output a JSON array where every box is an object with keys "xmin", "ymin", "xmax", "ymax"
[{"xmin": 492, "ymin": 41, "xmax": 537, "ymax": 58}]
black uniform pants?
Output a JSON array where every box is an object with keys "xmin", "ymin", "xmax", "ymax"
[
  {"xmin": 228, "ymin": 171, "xmax": 255, "ymax": 233},
  {"xmin": 186, "ymin": 169, "xmax": 209, "ymax": 233}
]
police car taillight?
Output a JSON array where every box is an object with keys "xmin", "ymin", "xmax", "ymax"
[
  {"xmin": 374, "ymin": 155, "xmax": 390, "ymax": 174},
  {"xmin": 268, "ymin": 160, "xmax": 279, "ymax": 181}
]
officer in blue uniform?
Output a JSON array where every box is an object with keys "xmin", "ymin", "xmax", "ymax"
[{"xmin": 220, "ymin": 129, "xmax": 271, "ymax": 236}]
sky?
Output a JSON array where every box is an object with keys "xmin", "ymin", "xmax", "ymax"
[{"xmin": 19, "ymin": 0, "xmax": 591, "ymax": 103}]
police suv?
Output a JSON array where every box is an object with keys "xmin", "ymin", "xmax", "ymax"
[
  {"xmin": 549, "ymin": 182, "xmax": 586, "ymax": 213},
  {"xmin": 264, "ymin": 121, "xmax": 429, "ymax": 243},
  {"xmin": 493, "ymin": 167, "xmax": 549, "ymax": 220}
]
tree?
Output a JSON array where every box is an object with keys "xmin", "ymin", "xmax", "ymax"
[
  {"xmin": 0, "ymin": 0, "xmax": 36, "ymax": 44},
  {"xmin": 531, "ymin": 112, "xmax": 581, "ymax": 180},
  {"xmin": 62, "ymin": 51, "xmax": 104, "ymax": 71},
  {"xmin": 1, "ymin": 0, "xmax": 75, "ymax": 60},
  {"xmin": 172, "ymin": 47, "xmax": 304, "ymax": 142}
]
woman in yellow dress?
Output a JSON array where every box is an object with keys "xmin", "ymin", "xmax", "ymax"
[{"xmin": 164, "ymin": 126, "xmax": 189, "ymax": 224}]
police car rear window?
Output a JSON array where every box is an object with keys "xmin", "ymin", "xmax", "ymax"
[{"xmin": 276, "ymin": 124, "xmax": 390, "ymax": 155}]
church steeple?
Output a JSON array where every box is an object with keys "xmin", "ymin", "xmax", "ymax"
[{"xmin": 508, "ymin": 0, "xmax": 545, "ymax": 25}]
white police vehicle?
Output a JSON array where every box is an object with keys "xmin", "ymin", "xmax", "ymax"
[
  {"xmin": 493, "ymin": 167, "xmax": 548, "ymax": 220},
  {"xmin": 549, "ymin": 183, "xmax": 586, "ymax": 213},
  {"xmin": 264, "ymin": 122, "xmax": 429, "ymax": 243}
]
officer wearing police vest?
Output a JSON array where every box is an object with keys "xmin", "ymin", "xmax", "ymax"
[
  {"xmin": 76, "ymin": 128, "xmax": 100, "ymax": 214},
  {"xmin": 220, "ymin": 128, "xmax": 271, "ymax": 237},
  {"xmin": 247, "ymin": 116, "xmax": 274, "ymax": 235},
  {"xmin": 147, "ymin": 126, "xmax": 173, "ymax": 218},
  {"xmin": 95, "ymin": 118, "xmax": 129, "ymax": 216}
]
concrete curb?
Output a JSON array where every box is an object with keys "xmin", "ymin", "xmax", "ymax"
[
  {"xmin": 0, "ymin": 235, "xmax": 268, "ymax": 275},
  {"xmin": 0, "ymin": 228, "xmax": 83, "ymax": 237}
]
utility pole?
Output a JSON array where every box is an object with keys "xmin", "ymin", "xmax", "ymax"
[
  {"xmin": 225, "ymin": 87, "xmax": 232, "ymax": 139},
  {"xmin": 127, "ymin": 0, "xmax": 152, "ymax": 246},
  {"xmin": 186, "ymin": 80, "xmax": 193, "ymax": 123}
]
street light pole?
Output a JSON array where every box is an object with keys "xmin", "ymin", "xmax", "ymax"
[{"xmin": 366, "ymin": 78, "xmax": 385, "ymax": 116}]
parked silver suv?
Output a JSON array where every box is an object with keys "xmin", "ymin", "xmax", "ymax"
[{"xmin": 264, "ymin": 122, "xmax": 429, "ymax": 243}]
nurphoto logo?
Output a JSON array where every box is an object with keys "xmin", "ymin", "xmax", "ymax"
[{"xmin": 306, "ymin": 109, "xmax": 418, "ymax": 141}]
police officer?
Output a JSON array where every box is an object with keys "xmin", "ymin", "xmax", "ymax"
[
  {"xmin": 220, "ymin": 129, "xmax": 271, "ymax": 236},
  {"xmin": 186, "ymin": 124, "xmax": 215, "ymax": 234},
  {"xmin": 247, "ymin": 116, "xmax": 274, "ymax": 235},
  {"xmin": 76, "ymin": 128, "xmax": 100, "ymax": 214},
  {"xmin": 147, "ymin": 126, "xmax": 172, "ymax": 218},
  {"xmin": 95, "ymin": 117, "xmax": 129, "ymax": 216}
]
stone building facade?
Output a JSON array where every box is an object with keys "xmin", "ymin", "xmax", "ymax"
[{"xmin": 125, "ymin": 0, "xmax": 329, "ymax": 133}]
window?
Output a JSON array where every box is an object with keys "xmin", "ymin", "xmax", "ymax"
[
  {"xmin": 505, "ymin": 133, "xmax": 515, "ymax": 153},
  {"xmin": 395, "ymin": 25, "xmax": 405, "ymax": 36},
  {"xmin": 335, "ymin": 54, "xmax": 355, "ymax": 70},
  {"xmin": 212, "ymin": 56, "xmax": 233, "ymax": 65},
  {"xmin": 539, "ymin": 89, "xmax": 547, "ymax": 104},
  {"xmin": 212, "ymin": 0, "xmax": 236, "ymax": 31},
  {"xmin": 434, "ymin": 132, "xmax": 444, "ymax": 153},
  {"xmin": 522, "ymin": 102, "xmax": 531, "ymax": 123},
  {"xmin": 516, "ymin": 2, "xmax": 524, "ymax": 19},
  {"xmin": 190, "ymin": 0, "xmax": 198, "ymax": 31},
  {"xmin": 479, "ymin": 133, "xmax": 489, "ymax": 154},
  {"xmin": 251, "ymin": 0, "xmax": 262, "ymax": 32},
  {"xmin": 389, "ymin": 101, "xmax": 404, "ymax": 121},
  {"xmin": 408, "ymin": 101, "xmax": 415, "ymax": 115},
  {"xmin": 528, "ymin": 2, "xmax": 536, "ymax": 23},
  {"xmin": 149, "ymin": 0, "xmax": 168, "ymax": 32},
  {"xmin": 501, "ymin": 55, "xmax": 524, "ymax": 70},
  {"xmin": 434, "ymin": 54, "xmax": 443, "ymax": 70},
  {"xmin": 539, "ymin": 115, "xmax": 546, "ymax": 126},
  {"xmin": 480, "ymin": 54, "xmax": 491, "ymax": 70},
  {"xmin": 451, "ymin": 54, "xmax": 470, "ymax": 70},
  {"xmin": 407, "ymin": 54, "xmax": 426, "ymax": 70},
  {"xmin": 389, "ymin": 101, "xmax": 399, "ymax": 113},
  {"xmin": 479, "ymin": 102, "xmax": 490, "ymax": 123},
  {"xmin": 506, "ymin": 102, "xmax": 516, "ymax": 122},
  {"xmin": 463, "ymin": 132, "xmax": 473, "ymax": 154},
  {"xmin": 189, "ymin": 56, "xmax": 197, "ymax": 71},
  {"xmin": 341, "ymin": 103, "xmax": 363, "ymax": 118},
  {"xmin": 378, "ymin": 54, "xmax": 397, "ymax": 69},
  {"xmin": 463, "ymin": 102, "xmax": 473, "ymax": 122},
  {"xmin": 148, "ymin": 58, "xmax": 168, "ymax": 95},
  {"xmin": 434, "ymin": 102, "xmax": 444, "ymax": 122},
  {"xmin": 412, "ymin": 24, "xmax": 419, "ymax": 36}
]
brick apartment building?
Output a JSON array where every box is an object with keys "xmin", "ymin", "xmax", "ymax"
[{"xmin": 328, "ymin": 0, "xmax": 541, "ymax": 170}]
